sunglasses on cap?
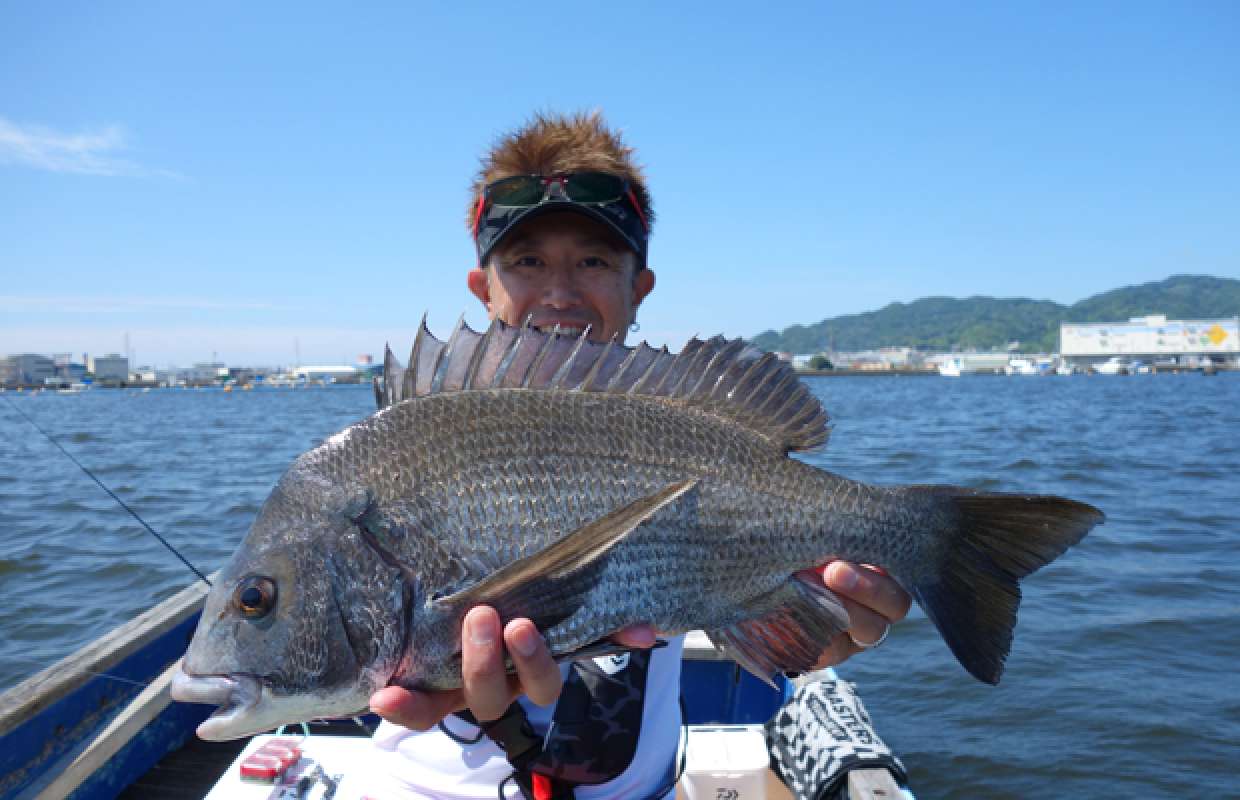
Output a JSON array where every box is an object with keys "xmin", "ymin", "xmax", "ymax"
[
  {"xmin": 472, "ymin": 172, "xmax": 650, "ymax": 267},
  {"xmin": 485, "ymin": 173, "xmax": 648, "ymax": 223}
]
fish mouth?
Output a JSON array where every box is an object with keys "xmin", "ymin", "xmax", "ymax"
[
  {"xmin": 170, "ymin": 668, "xmax": 374, "ymax": 741},
  {"xmin": 170, "ymin": 670, "xmax": 264, "ymax": 741}
]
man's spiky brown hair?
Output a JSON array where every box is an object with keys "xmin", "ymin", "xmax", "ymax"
[{"xmin": 467, "ymin": 110, "xmax": 654, "ymax": 232}]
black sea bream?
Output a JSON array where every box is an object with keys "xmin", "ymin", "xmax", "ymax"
[{"xmin": 171, "ymin": 319, "xmax": 1103, "ymax": 740}]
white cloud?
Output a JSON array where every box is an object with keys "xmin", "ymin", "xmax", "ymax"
[
  {"xmin": 0, "ymin": 117, "xmax": 180, "ymax": 178},
  {"xmin": 0, "ymin": 295, "xmax": 277, "ymax": 314}
]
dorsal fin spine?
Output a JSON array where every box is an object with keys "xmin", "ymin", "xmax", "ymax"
[
  {"xmin": 490, "ymin": 318, "xmax": 529, "ymax": 387},
  {"xmin": 774, "ymin": 393, "xmax": 816, "ymax": 438},
  {"xmin": 770, "ymin": 379, "xmax": 811, "ymax": 423},
  {"xmin": 734, "ymin": 353, "xmax": 780, "ymax": 408},
  {"xmin": 405, "ymin": 314, "xmax": 430, "ymax": 399},
  {"xmin": 689, "ymin": 339, "xmax": 745, "ymax": 399},
  {"xmin": 430, "ymin": 315, "xmax": 467, "ymax": 394},
  {"xmin": 714, "ymin": 352, "xmax": 766, "ymax": 403},
  {"xmin": 630, "ymin": 346, "xmax": 670, "ymax": 395},
  {"xmin": 381, "ymin": 344, "xmax": 398, "ymax": 406},
  {"xmin": 550, "ymin": 327, "xmax": 592, "ymax": 389},
  {"xmin": 605, "ymin": 343, "xmax": 644, "ymax": 393},
  {"xmin": 750, "ymin": 370, "xmax": 798, "ymax": 420},
  {"xmin": 709, "ymin": 344, "xmax": 752, "ymax": 398},
  {"xmin": 667, "ymin": 337, "xmax": 715, "ymax": 398},
  {"xmin": 656, "ymin": 337, "xmax": 702, "ymax": 396},
  {"xmin": 462, "ymin": 320, "xmax": 498, "ymax": 390},
  {"xmin": 521, "ymin": 324, "xmax": 560, "ymax": 388},
  {"xmin": 580, "ymin": 335, "xmax": 620, "ymax": 391}
]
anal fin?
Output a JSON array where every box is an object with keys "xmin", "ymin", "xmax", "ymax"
[{"xmin": 706, "ymin": 574, "xmax": 850, "ymax": 686}]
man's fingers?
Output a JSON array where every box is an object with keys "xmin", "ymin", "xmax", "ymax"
[
  {"xmin": 824, "ymin": 562, "xmax": 912, "ymax": 622},
  {"xmin": 805, "ymin": 597, "xmax": 889, "ymax": 670},
  {"xmin": 504, "ymin": 619, "xmax": 562, "ymax": 707},
  {"xmin": 460, "ymin": 607, "xmax": 514, "ymax": 721},
  {"xmin": 611, "ymin": 624, "xmax": 658, "ymax": 649},
  {"xmin": 837, "ymin": 596, "xmax": 891, "ymax": 649},
  {"xmin": 810, "ymin": 634, "xmax": 857, "ymax": 670},
  {"xmin": 369, "ymin": 686, "xmax": 464, "ymax": 731}
]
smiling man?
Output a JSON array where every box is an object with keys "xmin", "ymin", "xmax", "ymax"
[
  {"xmin": 366, "ymin": 111, "xmax": 912, "ymax": 800},
  {"xmin": 467, "ymin": 211, "xmax": 654, "ymax": 343}
]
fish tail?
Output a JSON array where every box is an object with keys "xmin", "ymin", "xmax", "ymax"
[{"xmin": 906, "ymin": 487, "xmax": 1103, "ymax": 685}]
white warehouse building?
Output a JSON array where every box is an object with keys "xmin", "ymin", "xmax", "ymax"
[
  {"xmin": 87, "ymin": 354, "xmax": 129, "ymax": 383},
  {"xmin": 1060, "ymin": 315, "xmax": 1239, "ymax": 368}
]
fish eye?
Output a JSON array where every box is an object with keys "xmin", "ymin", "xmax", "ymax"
[{"xmin": 233, "ymin": 576, "xmax": 277, "ymax": 619}]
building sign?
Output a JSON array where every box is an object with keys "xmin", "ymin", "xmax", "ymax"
[{"xmin": 1060, "ymin": 316, "xmax": 1240, "ymax": 356}]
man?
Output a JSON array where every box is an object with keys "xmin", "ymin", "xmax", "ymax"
[{"xmin": 366, "ymin": 111, "xmax": 911, "ymax": 799}]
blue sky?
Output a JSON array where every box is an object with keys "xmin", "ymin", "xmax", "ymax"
[{"xmin": 3, "ymin": 1, "xmax": 1237, "ymax": 365}]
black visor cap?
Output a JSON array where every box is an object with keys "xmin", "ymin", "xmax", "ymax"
[{"xmin": 474, "ymin": 196, "xmax": 648, "ymax": 269}]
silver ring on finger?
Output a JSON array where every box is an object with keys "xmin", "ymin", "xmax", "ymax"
[{"xmin": 848, "ymin": 623, "xmax": 891, "ymax": 650}]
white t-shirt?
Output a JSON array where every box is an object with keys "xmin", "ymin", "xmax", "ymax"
[{"xmin": 363, "ymin": 637, "xmax": 685, "ymax": 800}]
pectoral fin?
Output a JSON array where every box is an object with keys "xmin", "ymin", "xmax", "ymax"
[{"xmin": 434, "ymin": 479, "xmax": 698, "ymax": 629}]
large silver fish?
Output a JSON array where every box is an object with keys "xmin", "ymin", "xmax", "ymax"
[{"xmin": 171, "ymin": 319, "xmax": 1103, "ymax": 740}]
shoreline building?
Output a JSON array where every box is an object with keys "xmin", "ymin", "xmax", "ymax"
[
  {"xmin": 87, "ymin": 354, "xmax": 129, "ymax": 385},
  {"xmin": 185, "ymin": 362, "xmax": 228, "ymax": 385},
  {"xmin": 0, "ymin": 354, "xmax": 56, "ymax": 387},
  {"xmin": 1060, "ymin": 315, "xmax": 1239, "ymax": 369}
]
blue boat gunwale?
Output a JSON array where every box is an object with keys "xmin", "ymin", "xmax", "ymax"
[{"xmin": 0, "ymin": 579, "xmax": 212, "ymax": 800}]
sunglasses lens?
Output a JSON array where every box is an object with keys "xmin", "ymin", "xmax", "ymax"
[
  {"xmin": 564, "ymin": 173, "xmax": 625, "ymax": 203},
  {"xmin": 487, "ymin": 176, "xmax": 544, "ymax": 206}
]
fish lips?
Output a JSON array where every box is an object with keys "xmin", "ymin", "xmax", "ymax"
[
  {"xmin": 171, "ymin": 668, "xmax": 375, "ymax": 741},
  {"xmin": 170, "ymin": 670, "xmax": 266, "ymax": 741}
]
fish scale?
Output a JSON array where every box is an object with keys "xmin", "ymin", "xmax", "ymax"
[
  {"xmin": 342, "ymin": 390, "xmax": 884, "ymax": 667},
  {"xmin": 171, "ymin": 318, "xmax": 1103, "ymax": 741}
]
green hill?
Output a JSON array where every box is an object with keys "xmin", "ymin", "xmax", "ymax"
[{"xmin": 750, "ymin": 275, "xmax": 1240, "ymax": 353}]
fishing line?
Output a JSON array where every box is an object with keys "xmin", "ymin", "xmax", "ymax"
[
  {"xmin": 6, "ymin": 654, "xmax": 151, "ymax": 689},
  {"xmin": 2, "ymin": 394, "xmax": 213, "ymax": 587}
]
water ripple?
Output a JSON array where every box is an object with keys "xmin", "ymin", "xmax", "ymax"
[{"xmin": 2, "ymin": 376, "xmax": 1238, "ymax": 795}]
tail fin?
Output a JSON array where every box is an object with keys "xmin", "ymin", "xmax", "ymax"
[{"xmin": 908, "ymin": 488, "xmax": 1103, "ymax": 685}]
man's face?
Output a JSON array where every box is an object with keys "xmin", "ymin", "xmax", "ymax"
[{"xmin": 467, "ymin": 211, "xmax": 655, "ymax": 343}]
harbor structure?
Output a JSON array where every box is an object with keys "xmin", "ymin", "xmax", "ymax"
[
  {"xmin": 814, "ymin": 347, "xmax": 926, "ymax": 371},
  {"xmin": 930, "ymin": 352, "xmax": 1011, "ymax": 375},
  {"xmin": 53, "ymin": 354, "xmax": 88, "ymax": 383},
  {"xmin": 185, "ymin": 362, "xmax": 228, "ymax": 384},
  {"xmin": 87, "ymin": 354, "xmax": 129, "ymax": 384},
  {"xmin": 1060, "ymin": 315, "xmax": 1239, "ymax": 369},
  {"xmin": 0, "ymin": 354, "xmax": 56, "ymax": 387},
  {"xmin": 292, "ymin": 364, "xmax": 360, "ymax": 382}
]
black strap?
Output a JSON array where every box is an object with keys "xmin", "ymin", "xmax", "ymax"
[
  {"xmin": 455, "ymin": 703, "xmax": 575, "ymax": 800},
  {"xmin": 453, "ymin": 648, "xmax": 656, "ymax": 799}
]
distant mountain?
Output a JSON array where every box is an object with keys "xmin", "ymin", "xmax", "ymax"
[{"xmin": 750, "ymin": 275, "xmax": 1240, "ymax": 354}]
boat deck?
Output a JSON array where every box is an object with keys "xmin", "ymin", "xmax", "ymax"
[
  {"xmin": 116, "ymin": 737, "xmax": 245, "ymax": 800},
  {"xmin": 117, "ymin": 719, "xmax": 372, "ymax": 800}
]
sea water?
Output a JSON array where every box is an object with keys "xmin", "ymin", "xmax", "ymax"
[{"xmin": 1, "ymin": 375, "xmax": 1237, "ymax": 797}]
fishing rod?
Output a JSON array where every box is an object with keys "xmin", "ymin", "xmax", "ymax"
[{"xmin": 2, "ymin": 394, "xmax": 213, "ymax": 588}]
